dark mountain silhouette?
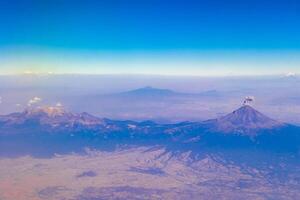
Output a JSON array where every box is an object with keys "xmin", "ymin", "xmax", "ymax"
[
  {"xmin": 120, "ymin": 86, "xmax": 178, "ymax": 96},
  {"xmin": 114, "ymin": 87, "xmax": 220, "ymax": 98}
]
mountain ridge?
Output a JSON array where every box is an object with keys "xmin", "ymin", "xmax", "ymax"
[
  {"xmin": 0, "ymin": 104, "xmax": 294, "ymax": 136},
  {"xmin": 1, "ymin": 104, "xmax": 300, "ymax": 157}
]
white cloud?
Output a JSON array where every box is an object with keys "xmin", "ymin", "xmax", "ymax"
[
  {"xmin": 56, "ymin": 102, "xmax": 63, "ymax": 107},
  {"xmin": 28, "ymin": 97, "xmax": 42, "ymax": 106},
  {"xmin": 286, "ymin": 72, "xmax": 297, "ymax": 77}
]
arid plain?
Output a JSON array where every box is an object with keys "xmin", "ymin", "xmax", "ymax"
[{"xmin": 1, "ymin": 147, "xmax": 299, "ymax": 200}]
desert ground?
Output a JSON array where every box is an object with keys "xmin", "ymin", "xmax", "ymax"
[{"xmin": 1, "ymin": 147, "xmax": 299, "ymax": 200}]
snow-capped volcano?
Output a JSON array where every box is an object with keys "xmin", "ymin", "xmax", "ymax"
[
  {"xmin": 24, "ymin": 106, "xmax": 68, "ymax": 118},
  {"xmin": 206, "ymin": 105, "xmax": 284, "ymax": 134},
  {"xmin": 0, "ymin": 106, "xmax": 106, "ymax": 130}
]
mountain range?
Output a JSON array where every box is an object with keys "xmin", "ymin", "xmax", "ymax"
[
  {"xmin": 0, "ymin": 104, "xmax": 300, "ymax": 157},
  {"xmin": 0, "ymin": 104, "xmax": 287, "ymax": 134}
]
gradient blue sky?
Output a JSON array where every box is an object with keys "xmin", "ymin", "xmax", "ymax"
[{"xmin": 0, "ymin": 0, "xmax": 299, "ymax": 75}]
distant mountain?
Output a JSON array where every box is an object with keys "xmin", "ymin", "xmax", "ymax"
[
  {"xmin": 120, "ymin": 86, "xmax": 224, "ymax": 97},
  {"xmin": 196, "ymin": 89, "xmax": 220, "ymax": 97},
  {"xmin": 119, "ymin": 86, "xmax": 182, "ymax": 97},
  {"xmin": 203, "ymin": 105, "xmax": 284, "ymax": 135},
  {"xmin": 116, "ymin": 87, "xmax": 219, "ymax": 98}
]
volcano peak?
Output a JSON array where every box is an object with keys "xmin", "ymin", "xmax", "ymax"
[{"xmin": 210, "ymin": 105, "xmax": 283, "ymax": 134}]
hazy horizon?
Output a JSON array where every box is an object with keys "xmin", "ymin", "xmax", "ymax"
[{"xmin": 0, "ymin": 74, "xmax": 299, "ymax": 125}]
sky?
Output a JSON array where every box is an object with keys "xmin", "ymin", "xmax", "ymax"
[{"xmin": 0, "ymin": 0, "xmax": 300, "ymax": 76}]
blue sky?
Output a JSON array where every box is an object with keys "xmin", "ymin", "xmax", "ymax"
[{"xmin": 0, "ymin": 0, "xmax": 299, "ymax": 75}]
